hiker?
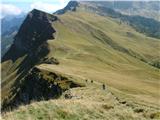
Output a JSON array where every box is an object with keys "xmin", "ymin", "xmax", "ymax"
[
  {"xmin": 102, "ymin": 84, "xmax": 106, "ymax": 90},
  {"xmin": 91, "ymin": 80, "xmax": 93, "ymax": 83}
]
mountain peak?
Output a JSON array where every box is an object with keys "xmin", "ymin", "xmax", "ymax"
[
  {"xmin": 55, "ymin": 0, "xmax": 79, "ymax": 14},
  {"xmin": 29, "ymin": 9, "xmax": 53, "ymax": 18},
  {"xmin": 2, "ymin": 9, "xmax": 58, "ymax": 62},
  {"xmin": 13, "ymin": 9, "xmax": 57, "ymax": 52}
]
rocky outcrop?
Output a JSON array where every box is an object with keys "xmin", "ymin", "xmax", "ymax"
[
  {"xmin": 2, "ymin": 9, "xmax": 57, "ymax": 62},
  {"xmin": 2, "ymin": 67, "xmax": 84, "ymax": 111},
  {"xmin": 42, "ymin": 57, "xmax": 59, "ymax": 65},
  {"xmin": 1, "ymin": 9, "xmax": 59, "ymax": 111},
  {"xmin": 14, "ymin": 9, "xmax": 56, "ymax": 52}
]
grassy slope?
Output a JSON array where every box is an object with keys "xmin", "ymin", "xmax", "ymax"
[
  {"xmin": 47, "ymin": 11, "xmax": 160, "ymax": 106},
  {"xmin": 2, "ymin": 10, "xmax": 160, "ymax": 119},
  {"xmin": 3, "ymin": 78, "xmax": 160, "ymax": 120},
  {"xmin": 1, "ymin": 54, "xmax": 28, "ymax": 103}
]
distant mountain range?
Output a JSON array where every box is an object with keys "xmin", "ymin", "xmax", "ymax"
[
  {"xmin": 1, "ymin": 14, "xmax": 26, "ymax": 56},
  {"xmin": 81, "ymin": 1, "xmax": 160, "ymax": 21}
]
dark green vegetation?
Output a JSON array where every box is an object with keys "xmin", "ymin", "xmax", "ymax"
[
  {"xmin": 121, "ymin": 15, "xmax": 160, "ymax": 39},
  {"xmin": 2, "ymin": 1, "xmax": 160, "ymax": 120}
]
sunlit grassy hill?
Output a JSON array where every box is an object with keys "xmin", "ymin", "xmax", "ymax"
[{"xmin": 47, "ymin": 10, "xmax": 160, "ymax": 106}]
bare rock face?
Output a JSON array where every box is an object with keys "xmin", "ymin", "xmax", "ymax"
[
  {"xmin": 2, "ymin": 67, "xmax": 84, "ymax": 111},
  {"xmin": 1, "ymin": 10, "xmax": 59, "ymax": 111},
  {"xmin": 14, "ymin": 9, "xmax": 57, "ymax": 52},
  {"xmin": 16, "ymin": 67, "xmax": 63, "ymax": 104},
  {"xmin": 2, "ymin": 9, "xmax": 57, "ymax": 62}
]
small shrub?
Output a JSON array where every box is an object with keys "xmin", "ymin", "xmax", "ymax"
[
  {"xmin": 134, "ymin": 108, "xmax": 144, "ymax": 113},
  {"xmin": 42, "ymin": 57, "xmax": 59, "ymax": 65},
  {"xmin": 150, "ymin": 112, "xmax": 160, "ymax": 119},
  {"xmin": 102, "ymin": 104, "xmax": 114, "ymax": 110}
]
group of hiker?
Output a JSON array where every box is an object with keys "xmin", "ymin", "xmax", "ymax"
[
  {"xmin": 85, "ymin": 79, "xmax": 106, "ymax": 90},
  {"xmin": 64, "ymin": 79, "xmax": 106, "ymax": 100}
]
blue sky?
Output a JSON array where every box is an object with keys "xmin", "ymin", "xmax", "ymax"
[
  {"xmin": 0, "ymin": 0, "xmax": 70, "ymax": 18},
  {"xmin": 0, "ymin": 0, "xmax": 156, "ymax": 18}
]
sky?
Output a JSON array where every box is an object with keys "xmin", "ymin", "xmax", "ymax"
[
  {"xmin": 0, "ymin": 0, "xmax": 157, "ymax": 18},
  {"xmin": 0, "ymin": 0, "xmax": 70, "ymax": 18}
]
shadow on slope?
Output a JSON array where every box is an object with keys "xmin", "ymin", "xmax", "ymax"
[
  {"xmin": 1, "ymin": 9, "xmax": 57, "ymax": 111},
  {"xmin": 2, "ymin": 67, "xmax": 84, "ymax": 112}
]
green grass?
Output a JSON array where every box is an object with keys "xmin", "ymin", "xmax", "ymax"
[
  {"xmin": 46, "ymin": 11, "xmax": 160, "ymax": 107},
  {"xmin": 3, "ymin": 83, "xmax": 159, "ymax": 120}
]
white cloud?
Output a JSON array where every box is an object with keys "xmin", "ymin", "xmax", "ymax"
[
  {"xmin": 30, "ymin": 1, "xmax": 67, "ymax": 13},
  {"xmin": 0, "ymin": 4, "xmax": 22, "ymax": 18},
  {"xmin": 59, "ymin": 0, "xmax": 69, "ymax": 4}
]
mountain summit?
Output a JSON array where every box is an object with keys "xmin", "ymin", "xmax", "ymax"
[
  {"xmin": 11, "ymin": 9, "xmax": 56, "ymax": 53},
  {"xmin": 55, "ymin": 1, "xmax": 79, "ymax": 14},
  {"xmin": 3, "ymin": 9, "xmax": 57, "ymax": 62}
]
